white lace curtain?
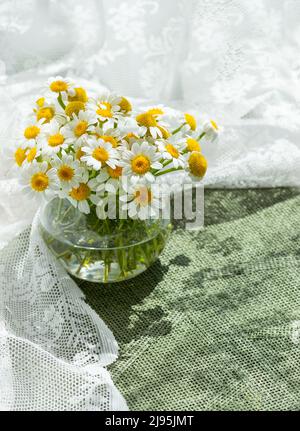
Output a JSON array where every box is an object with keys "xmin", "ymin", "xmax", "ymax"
[
  {"xmin": 0, "ymin": 0, "xmax": 300, "ymax": 412},
  {"xmin": 1, "ymin": 0, "xmax": 300, "ymax": 186}
]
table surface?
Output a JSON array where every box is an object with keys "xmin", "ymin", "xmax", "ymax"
[{"xmin": 81, "ymin": 188, "xmax": 300, "ymax": 411}]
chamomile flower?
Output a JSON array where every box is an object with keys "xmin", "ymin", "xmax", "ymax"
[
  {"xmin": 20, "ymin": 161, "xmax": 59, "ymax": 201},
  {"xmin": 81, "ymin": 137, "xmax": 119, "ymax": 170},
  {"xmin": 87, "ymin": 93, "xmax": 121, "ymax": 124},
  {"xmin": 157, "ymin": 138, "xmax": 186, "ymax": 169},
  {"xmin": 13, "ymin": 146, "xmax": 27, "ymax": 167},
  {"xmin": 117, "ymin": 116, "xmax": 144, "ymax": 141},
  {"xmin": 46, "ymin": 76, "xmax": 75, "ymax": 96},
  {"xmin": 61, "ymin": 110, "xmax": 95, "ymax": 147},
  {"xmin": 40, "ymin": 120, "xmax": 69, "ymax": 155},
  {"xmin": 33, "ymin": 97, "xmax": 56, "ymax": 123},
  {"xmin": 67, "ymin": 180, "xmax": 94, "ymax": 214},
  {"xmin": 203, "ymin": 119, "xmax": 221, "ymax": 142},
  {"xmin": 135, "ymin": 109, "xmax": 168, "ymax": 139},
  {"xmin": 23, "ymin": 119, "xmax": 44, "ymax": 145},
  {"xmin": 51, "ymin": 152, "xmax": 87, "ymax": 191},
  {"xmin": 184, "ymin": 113, "xmax": 197, "ymax": 131},
  {"xmin": 68, "ymin": 87, "xmax": 88, "ymax": 103},
  {"xmin": 120, "ymin": 141, "xmax": 162, "ymax": 183},
  {"xmin": 118, "ymin": 96, "xmax": 132, "ymax": 113},
  {"xmin": 12, "ymin": 140, "xmax": 41, "ymax": 167},
  {"xmin": 92, "ymin": 125, "xmax": 123, "ymax": 148},
  {"xmin": 89, "ymin": 166, "xmax": 123, "ymax": 194},
  {"xmin": 185, "ymin": 136, "xmax": 201, "ymax": 153},
  {"xmin": 187, "ymin": 151, "xmax": 208, "ymax": 180},
  {"xmin": 24, "ymin": 146, "xmax": 41, "ymax": 164},
  {"xmin": 120, "ymin": 182, "xmax": 161, "ymax": 220}
]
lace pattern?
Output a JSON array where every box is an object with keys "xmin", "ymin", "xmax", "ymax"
[{"xmin": 0, "ymin": 213, "xmax": 128, "ymax": 410}]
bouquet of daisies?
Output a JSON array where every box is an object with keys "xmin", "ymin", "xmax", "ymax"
[
  {"xmin": 13, "ymin": 76, "xmax": 219, "ymax": 222},
  {"xmin": 12, "ymin": 76, "xmax": 221, "ymax": 282}
]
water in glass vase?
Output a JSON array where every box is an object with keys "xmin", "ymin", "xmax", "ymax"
[{"xmin": 39, "ymin": 198, "xmax": 171, "ymax": 283}]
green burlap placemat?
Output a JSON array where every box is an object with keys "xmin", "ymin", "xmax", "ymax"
[{"xmin": 80, "ymin": 188, "xmax": 300, "ymax": 411}]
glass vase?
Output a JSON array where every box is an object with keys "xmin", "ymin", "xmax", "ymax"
[{"xmin": 39, "ymin": 198, "xmax": 171, "ymax": 283}]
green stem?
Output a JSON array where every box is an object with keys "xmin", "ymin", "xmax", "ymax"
[
  {"xmin": 152, "ymin": 159, "xmax": 172, "ymax": 175},
  {"xmin": 55, "ymin": 199, "xmax": 63, "ymax": 222},
  {"xmin": 60, "ymin": 205, "xmax": 73, "ymax": 223},
  {"xmin": 197, "ymin": 131, "xmax": 206, "ymax": 141},
  {"xmin": 172, "ymin": 123, "xmax": 186, "ymax": 135},
  {"xmin": 76, "ymin": 252, "xmax": 90, "ymax": 275},
  {"xmin": 57, "ymin": 92, "xmax": 66, "ymax": 110},
  {"xmin": 155, "ymin": 167, "xmax": 184, "ymax": 177}
]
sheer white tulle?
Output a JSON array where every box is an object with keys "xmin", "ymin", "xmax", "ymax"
[{"xmin": 0, "ymin": 0, "xmax": 300, "ymax": 411}]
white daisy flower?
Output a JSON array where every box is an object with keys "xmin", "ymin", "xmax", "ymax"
[
  {"xmin": 187, "ymin": 151, "xmax": 208, "ymax": 181},
  {"xmin": 32, "ymin": 97, "xmax": 56, "ymax": 124},
  {"xmin": 20, "ymin": 161, "xmax": 59, "ymax": 202},
  {"xmin": 156, "ymin": 138, "xmax": 186, "ymax": 169},
  {"xmin": 89, "ymin": 165, "xmax": 123, "ymax": 195},
  {"xmin": 184, "ymin": 135, "xmax": 202, "ymax": 153},
  {"xmin": 162, "ymin": 111, "xmax": 197, "ymax": 134},
  {"xmin": 134, "ymin": 107, "xmax": 170, "ymax": 139},
  {"xmin": 61, "ymin": 111, "xmax": 95, "ymax": 147},
  {"xmin": 120, "ymin": 182, "xmax": 161, "ymax": 220},
  {"xmin": 66, "ymin": 179, "xmax": 95, "ymax": 214},
  {"xmin": 51, "ymin": 152, "xmax": 87, "ymax": 191},
  {"xmin": 22, "ymin": 119, "xmax": 45, "ymax": 146},
  {"xmin": 120, "ymin": 141, "xmax": 162, "ymax": 184},
  {"xmin": 87, "ymin": 93, "xmax": 122, "ymax": 125},
  {"xmin": 92, "ymin": 125, "xmax": 123, "ymax": 148},
  {"xmin": 202, "ymin": 119, "xmax": 221, "ymax": 142},
  {"xmin": 40, "ymin": 119, "xmax": 69, "ymax": 155},
  {"xmin": 117, "ymin": 116, "xmax": 144, "ymax": 139},
  {"xmin": 81, "ymin": 138, "xmax": 119, "ymax": 171},
  {"xmin": 11, "ymin": 138, "xmax": 41, "ymax": 168},
  {"xmin": 46, "ymin": 76, "xmax": 75, "ymax": 96}
]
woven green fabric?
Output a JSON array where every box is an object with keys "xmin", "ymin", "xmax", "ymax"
[{"xmin": 80, "ymin": 188, "xmax": 300, "ymax": 411}]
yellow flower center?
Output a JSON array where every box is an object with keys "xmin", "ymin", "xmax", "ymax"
[
  {"xmin": 27, "ymin": 147, "xmax": 37, "ymax": 162},
  {"xmin": 96, "ymin": 102, "xmax": 112, "ymax": 118},
  {"xmin": 65, "ymin": 101, "xmax": 85, "ymax": 117},
  {"xmin": 147, "ymin": 108, "xmax": 164, "ymax": 117},
  {"xmin": 36, "ymin": 97, "xmax": 45, "ymax": 108},
  {"xmin": 107, "ymin": 166, "xmax": 123, "ymax": 179},
  {"xmin": 186, "ymin": 138, "xmax": 200, "ymax": 152},
  {"xmin": 184, "ymin": 113, "xmax": 197, "ymax": 131},
  {"xmin": 24, "ymin": 125, "xmax": 40, "ymax": 140},
  {"xmin": 118, "ymin": 97, "xmax": 132, "ymax": 113},
  {"xmin": 126, "ymin": 132, "xmax": 138, "ymax": 140},
  {"xmin": 100, "ymin": 135, "xmax": 118, "ymax": 148},
  {"xmin": 188, "ymin": 152, "xmax": 207, "ymax": 178},
  {"xmin": 48, "ymin": 133, "xmax": 65, "ymax": 147},
  {"xmin": 36, "ymin": 107, "xmax": 54, "ymax": 123},
  {"xmin": 134, "ymin": 186, "xmax": 152, "ymax": 206},
  {"xmin": 15, "ymin": 148, "xmax": 27, "ymax": 166},
  {"xmin": 68, "ymin": 87, "xmax": 88, "ymax": 103},
  {"xmin": 31, "ymin": 172, "xmax": 49, "ymax": 192},
  {"xmin": 58, "ymin": 165, "xmax": 74, "ymax": 181},
  {"xmin": 136, "ymin": 112, "xmax": 157, "ymax": 128},
  {"xmin": 76, "ymin": 147, "xmax": 84, "ymax": 160},
  {"xmin": 157, "ymin": 126, "xmax": 170, "ymax": 139},
  {"xmin": 92, "ymin": 147, "xmax": 109, "ymax": 163},
  {"xmin": 211, "ymin": 120, "xmax": 218, "ymax": 130},
  {"xmin": 165, "ymin": 144, "xmax": 179, "ymax": 159},
  {"xmin": 69, "ymin": 183, "xmax": 90, "ymax": 201},
  {"xmin": 131, "ymin": 155, "xmax": 151, "ymax": 175},
  {"xmin": 50, "ymin": 80, "xmax": 68, "ymax": 93},
  {"xmin": 74, "ymin": 121, "xmax": 88, "ymax": 137}
]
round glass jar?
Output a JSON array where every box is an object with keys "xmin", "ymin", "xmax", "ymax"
[{"xmin": 39, "ymin": 198, "xmax": 171, "ymax": 283}]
